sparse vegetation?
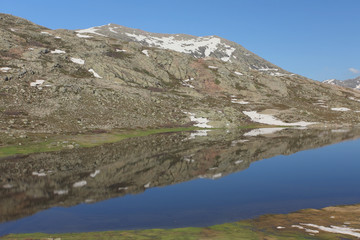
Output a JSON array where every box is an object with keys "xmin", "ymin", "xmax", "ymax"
[{"xmin": 4, "ymin": 204, "xmax": 360, "ymax": 240}]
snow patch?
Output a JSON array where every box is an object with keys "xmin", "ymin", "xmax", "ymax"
[
  {"xmin": 331, "ymin": 129, "xmax": 350, "ymax": 133},
  {"xmin": 73, "ymin": 180, "xmax": 87, "ymax": 188},
  {"xmin": 70, "ymin": 57, "xmax": 85, "ymax": 65},
  {"xmin": 208, "ymin": 66, "xmax": 218, "ymax": 69},
  {"xmin": 90, "ymin": 170, "xmax": 100, "ymax": 178},
  {"xmin": 221, "ymin": 56, "xmax": 230, "ymax": 62},
  {"xmin": 258, "ymin": 67, "xmax": 278, "ymax": 71},
  {"xmin": 76, "ymin": 27, "xmax": 107, "ymax": 37},
  {"xmin": 51, "ymin": 49, "xmax": 66, "ymax": 54},
  {"xmin": 349, "ymin": 97, "xmax": 360, "ymax": 102},
  {"xmin": 116, "ymin": 49, "xmax": 127, "ymax": 52},
  {"xmin": 300, "ymin": 223, "xmax": 360, "ymax": 238},
  {"xmin": 182, "ymin": 82, "xmax": 195, "ymax": 88},
  {"xmin": 244, "ymin": 128, "xmax": 284, "ymax": 137},
  {"xmin": 125, "ymin": 33, "xmax": 235, "ymax": 60},
  {"xmin": 54, "ymin": 190, "xmax": 68, "ymax": 195},
  {"xmin": 109, "ymin": 27, "xmax": 118, "ymax": 33},
  {"xmin": 234, "ymin": 71, "xmax": 243, "ymax": 76},
  {"xmin": 0, "ymin": 67, "xmax": 11, "ymax": 72},
  {"xmin": 331, "ymin": 107, "xmax": 350, "ymax": 111},
  {"xmin": 32, "ymin": 171, "xmax": 47, "ymax": 177},
  {"xmin": 3, "ymin": 184, "xmax": 13, "ymax": 189},
  {"xmin": 184, "ymin": 112, "xmax": 212, "ymax": 128},
  {"xmin": 30, "ymin": 80, "xmax": 45, "ymax": 87},
  {"xmin": 76, "ymin": 34, "xmax": 92, "ymax": 38},
  {"xmin": 41, "ymin": 31, "xmax": 52, "ymax": 36},
  {"xmin": 88, "ymin": 69, "xmax": 102, "ymax": 78},
  {"xmin": 144, "ymin": 182, "xmax": 151, "ymax": 188},
  {"xmin": 270, "ymin": 72, "xmax": 288, "ymax": 77},
  {"xmin": 142, "ymin": 50, "xmax": 149, "ymax": 57},
  {"xmin": 234, "ymin": 160, "xmax": 243, "ymax": 164},
  {"xmin": 212, "ymin": 173, "xmax": 222, "ymax": 179},
  {"xmin": 188, "ymin": 130, "xmax": 210, "ymax": 139},
  {"xmin": 231, "ymin": 98, "xmax": 249, "ymax": 104},
  {"xmin": 231, "ymin": 139, "xmax": 248, "ymax": 146},
  {"xmin": 324, "ymin": 79, "xmax": 336, "ymax": 84},
  {"xmin": 243, "ymin": 111, "xmax": 317, "ymax": 127}
]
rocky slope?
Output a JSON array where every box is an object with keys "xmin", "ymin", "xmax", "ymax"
[
  {"xmin": 1, "ymin": 13, "xmax": 360, "ymax": 141},
  {"xmin": 324, "ymin": 76, "xmax": 360, "ymax": 90}
]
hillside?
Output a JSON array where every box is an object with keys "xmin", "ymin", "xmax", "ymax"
[{"xmin": 1, "ymin": 13, "xmax": 360, "ymax": 142}]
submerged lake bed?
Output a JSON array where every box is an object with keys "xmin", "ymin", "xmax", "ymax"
[{"xmin": 1, "ymin": 127, "xmax": 360, "ymax": 236}]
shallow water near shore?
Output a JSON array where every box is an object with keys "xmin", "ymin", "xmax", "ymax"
[{"xmin": 1, "ymin": 128, "xmax": 360, "ymax": 235}]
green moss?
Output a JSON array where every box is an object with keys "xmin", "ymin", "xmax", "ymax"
[
  {"xmin": 0, "ymin": 127, "xmax": 199, "ymax": 158},
  {"xmin": 1, "ymin": 222, "xmax": 311, "ymax": 240}
]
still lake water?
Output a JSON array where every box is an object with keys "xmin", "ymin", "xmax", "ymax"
[{"xmin": 0, "ymin": 128, "xmax": 360, "ymax": 235}]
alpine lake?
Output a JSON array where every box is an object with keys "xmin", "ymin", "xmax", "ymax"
[{"xmin": 1, "ymin": 127, "xmax": 360, "ymax": 239}]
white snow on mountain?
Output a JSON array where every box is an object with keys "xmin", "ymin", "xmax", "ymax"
[
  {"xmin": 0, "ymin": 67, "xmax": 11, "ymax": 72},
  {"xmin": 124, "ymin": 33, "xmax": 235, "ymax": 61},
  {"xmin": 51, "ymin": 49, "xmax": 66, "ymax": 54},
  {"xmin": 244, "ymin": 128, "xmax": 284, "ymax": 136},
  {"xmin": 331, "ymin": 107, "xmax": 350, "ymax": 111},
  {"xmin": 108, "ymin": 27, "xmax": 118, "ymax": 33},
  {"xmin": 258, "ymin": 67, "xmax": 278, "ymax": 71},
  {"xmin": 88, "ymin": 69, "xmax": 102, "ymax": 78},
  {"xmin": 40, "ymin": 31, "xmax": 52, "ymax": 35},
  {"xmin": 208, "ymin": 66, "xmax": 218, "ymax": 69},
  {"xmin": 324, "ymin": 79, "xmax": 336, "ymax": 85},
  {"xmin": 183, "ymin": 112, "xmax": 212, "ymax": 128},
  {"xmin": 70, "ymin": 57, "xmax": 85, "ymax": 65},
  {"xmin": 142, "ymin": 49, "xmax": 149, "ymax": 57},
  {"xmin": 76, "ymin": 27, "xmax": 107, "ymax": 37},
  {"xmin": 76, "ymin": 33, "xmax": 92, "ymax": 38},
  {"xmin": 243, "ymin": 111, "xmax": 317, "ymax": 127},
  {"xmin": 30, "ymin": 79, "xmax": 45, "ymax": 87}
]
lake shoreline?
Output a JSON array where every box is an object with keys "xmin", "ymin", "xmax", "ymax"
[
  {"xmin": 0, "ymin": 124, "xmax": 303, "ymax": 158},
  {"xmin": 3, "ymin": 203, "xmax": 360, "ymax": 240}
]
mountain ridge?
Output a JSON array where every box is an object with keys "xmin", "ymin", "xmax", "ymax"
[
  {"xmin": 324, "ymin": 76, "xmax": 360, "ymax": 90},
  {"xmin": 1, "ymin": 12, "xmax": 360, "ymax": 143}
]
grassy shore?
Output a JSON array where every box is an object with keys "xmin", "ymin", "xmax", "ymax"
[
  {"xmin": 0, "ymin": 127, "xmax": 201, "ymax": 158},
  {"xmin": 0, "ymin": 125, "xmax": 285, "ymax": 158},
  {"xmin": 3, "ymin": 204, "xmax": 360, "ymax": 240}
]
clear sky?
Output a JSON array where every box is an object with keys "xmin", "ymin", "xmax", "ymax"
[{"xmin": 1, "ymin": 0, "xmax": 359, "ymax": 81}]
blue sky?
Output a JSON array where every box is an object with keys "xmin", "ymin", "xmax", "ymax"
[{"xmin": 1, "ymin": 0, "xmax": 359, "ymax": 81}]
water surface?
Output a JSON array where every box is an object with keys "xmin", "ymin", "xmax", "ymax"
[{"xmin": 0, "ymin": 128, "xmax": 360, "ymax": 235}]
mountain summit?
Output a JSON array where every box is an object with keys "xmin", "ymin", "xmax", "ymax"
[
  {"xmin": 1, "ymin": 13, "xmax": 360, "ymax": 137},
  {"xmin": 76, "ymin": 23, "xmax": 288, "ymax": 74}
]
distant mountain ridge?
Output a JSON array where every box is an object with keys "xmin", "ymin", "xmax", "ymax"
[{"xmin": 324, "ymin": 76, "xmax": 360, "ymax": 90}]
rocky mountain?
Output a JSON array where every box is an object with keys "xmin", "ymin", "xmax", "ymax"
[
  {"xmin": 1, "ymin": 13, "xmax": 360, "ymax": 141},
  {"xmin": 324, "ymin": 76, "xmax": 360, "ymax": 90}
]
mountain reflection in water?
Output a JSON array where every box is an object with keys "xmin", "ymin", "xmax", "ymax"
[{"xmin": 1, "ymin": 127, "xmax": 360, "ymax": 234}]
